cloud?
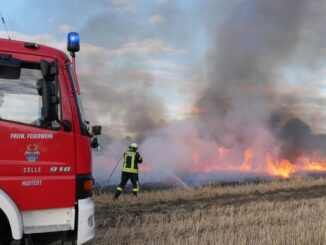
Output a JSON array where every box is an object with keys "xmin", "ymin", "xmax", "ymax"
[
  {"xmin": 318, "ymin": 80, "xmax": 326, "ymax": 88},
  {"xmin": 148, "ymin": 15, "xmax": 166, "ymax": 25},
  {"xmin": 0, "ymin": 32, "xmax": 67, "ymax": 51},
  {"xmin": 112, "ymin": 0, "xmax": 135, "ymax": 11},
  {"xmin": 108, "ymin": 38, "xmax": 185, "ymax": 57},
  {"xmin": 155, "ymin": 0, "xmax": 168, "ymax": 5},
  {"xmin": 57, "ymin": 24, "xmax": 73, "ymax": 35},
  {"xmin": 316, "ymin": 69, "xmax": 326, "ymax": 88},
  {"xmin": 147, "ymin": 59, "xmax": 184, "ymax": 70}
]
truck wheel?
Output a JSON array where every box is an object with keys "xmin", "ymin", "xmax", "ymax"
[
  {"xmin": 0, "ymin": 236, "xmax": 11, "ymax": 245},
  {"xmin": 60, "ymin": 240, "xmax": 76, "ymax": 245},
  {"xmin": 0, "ymin": 210, "xmax": 12, "ymax": 245},
  {"xmin": 19, "ymin": 237, "xmax": 33, "ymax": 245}
]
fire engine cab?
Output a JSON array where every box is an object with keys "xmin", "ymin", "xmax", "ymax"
[{"xmin": 0, "ymin": 33, "xmax": 100, "ymax": 244}]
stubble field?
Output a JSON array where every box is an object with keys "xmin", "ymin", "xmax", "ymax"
[{"xmin": 90, "ymin": 178, "xmax": 326, "ymax": 245}]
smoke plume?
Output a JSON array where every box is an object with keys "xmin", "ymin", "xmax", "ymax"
[
  {"xmin": 193, "ymin": 0, "xmax": 325, "ymax": 161},
  {"xmin": 88, "ymin": 0, "xmax": 326, "ymax": 185}
]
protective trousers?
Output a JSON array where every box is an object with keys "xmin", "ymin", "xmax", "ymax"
[{"xmin": 114, "ymin": 172, "xmax": 139, "ymax": 199}]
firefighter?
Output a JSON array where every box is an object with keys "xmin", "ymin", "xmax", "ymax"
[{"xmin": 114, "ymin": 143, "xmax": 143, "ymax": 199}]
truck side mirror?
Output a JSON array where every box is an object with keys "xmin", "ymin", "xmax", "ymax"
[
  {"xmin": 37, "ymin": 79, "xmax": 59, "ymax": 123},
  {"xmin": 92, "ymin": 125, "xmax": 102, "ymax": 136},
  {"xmin": 40, "ymin": 60, "xmax": 57, "ymax": 80},
  {"xmin": 91, "ymin": 125, "xmax": 102, "ymax": 150}
]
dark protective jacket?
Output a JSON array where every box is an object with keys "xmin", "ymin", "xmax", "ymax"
[{"xmin": 122, "ymin": 148, "xmax": 143, "ymax": 173}]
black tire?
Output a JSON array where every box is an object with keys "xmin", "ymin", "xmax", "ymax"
[
  {"xmin": 18, "ymin": 236, "xmax": 33, "ymax": 245},
  {"xmin": 0, "ymin": 210, "xmax": 12, "ymax": 245}
]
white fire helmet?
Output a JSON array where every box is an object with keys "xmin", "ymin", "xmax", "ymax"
[{"xmin": 130, "ymin": 142, "xmax": 138, "ymax": 149}]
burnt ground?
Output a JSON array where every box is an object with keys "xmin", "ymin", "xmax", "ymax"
[{"xmin": 95, "ymin": 184, "xmax": 326, "ymax": 228}]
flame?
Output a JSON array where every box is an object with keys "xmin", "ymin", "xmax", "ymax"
[
  {"xmin": 187, "ymin": 146, "xmax": 326, "ymax": 178},
  {"xmin": 141, "ymin": 140, "xmax": 325, "ymax": 179},
  {"xmin": 239, "ymin": 148, "xmax": 253, "ymax": 171},
  {"xmin": 139, "ymin": 162, "xmax": 152, "ymax": 171},
  {"xmin": 299, "ymin": 156, "xmax": 326, "ymax": 172},
  {"xmin": 304, "ymin": 162, "xmax": 326, "ymax": 171},
  {"xmin": 266, "ymin": 157, "xmax": 296, "ymax": 178}
]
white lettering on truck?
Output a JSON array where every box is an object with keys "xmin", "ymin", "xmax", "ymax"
[
  {"xmin": 23, "ymin": 167, "xmax": 42, "ymax": 174},
  {"xmin": 50, "ymin": 166, "xmax": 71, "ymax": 173},
  {"xmin": 10, "ymin": 133, "xmax": 25, "ymax": 139},
  {"xmin": 27, "ymin": 134, "xmax": 54, "ymax": 139},
  {"xmin": 22, "ymin": 180, "xmax": 42, "ymax": 187},
  {"xmin": 10, "ymin": 133, "xmax": 54, "ymax": 140}
]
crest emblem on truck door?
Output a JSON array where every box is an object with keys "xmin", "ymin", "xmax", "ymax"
[{"xmin": 24, "ymin": 144, "xmax": 40, "ymax": 162}]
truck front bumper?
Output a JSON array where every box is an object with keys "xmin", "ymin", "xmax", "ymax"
[{"xmin": 77, "ymin": 198, "xmax": 95, "ymax": 245}]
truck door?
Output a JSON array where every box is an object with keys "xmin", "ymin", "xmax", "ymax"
[{"xmin": 0, "ymin": 58, "xmax": 76, "ymax": 211}]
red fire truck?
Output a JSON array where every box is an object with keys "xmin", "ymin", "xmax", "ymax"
[{"xmin": 0, "ymin": 33, "xmax": 100, "ymax": 244}]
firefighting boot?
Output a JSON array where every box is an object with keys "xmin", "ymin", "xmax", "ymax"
[{"xmin": 133, "ymin": 182, "xmax": 139, "ymax": 196}]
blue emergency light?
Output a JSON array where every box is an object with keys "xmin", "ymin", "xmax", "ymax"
[{"xmin": 67, "ymin": 32, "xmax": 80, "ymax": 54}]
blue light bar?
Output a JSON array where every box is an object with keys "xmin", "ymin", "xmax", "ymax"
[{"xmin": 67, "ymin": 32, "xmax": 80, "ymax": 53}]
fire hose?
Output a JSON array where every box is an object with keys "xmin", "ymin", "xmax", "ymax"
[{"xmin": 106, "ymin": 155, "xmax": 123, "ymax": 184}]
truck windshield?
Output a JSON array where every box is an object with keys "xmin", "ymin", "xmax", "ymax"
[
  {"xmin": 0, "ymin": 63, "xmax": 61, "ymax": 128},
  {"xmin": 66, "ymin": 63, "xmax": 89, "ymax": 136}
]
